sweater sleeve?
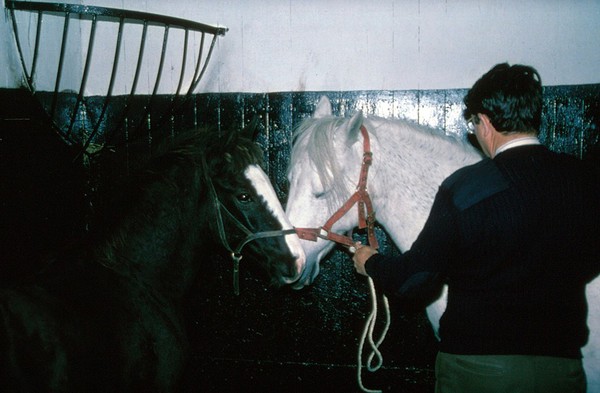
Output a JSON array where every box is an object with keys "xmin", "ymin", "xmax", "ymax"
[{"xmin": 365, "ymin": 186, "xmax": 459, "ymax": 303}]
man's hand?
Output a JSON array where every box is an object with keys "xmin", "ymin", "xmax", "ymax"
[{"xmin": 352, "ymin": 242, "xmax": 378, "ymax": 276}]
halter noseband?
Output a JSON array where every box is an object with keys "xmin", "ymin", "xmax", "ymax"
[
  {"xmin": 203, "ymin": 160, "xmax": 296, "ymax": 296},
  {"xmin": 294, "ymin": 125, "xmax": 379, "ymax": 252}
]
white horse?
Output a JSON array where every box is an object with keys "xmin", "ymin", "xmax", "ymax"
[{"xmin": 286, "ymin": 96, "xmax": 600, "ymax": 392}]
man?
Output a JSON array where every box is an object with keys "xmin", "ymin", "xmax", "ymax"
[{"xmin": 352, "ymin": 63, "xmax": 600, "ymax": 393}]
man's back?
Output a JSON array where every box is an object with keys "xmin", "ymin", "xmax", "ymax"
[{"xmin": 440, "ymin": 144, "xmax": 600, "ymax": 357}]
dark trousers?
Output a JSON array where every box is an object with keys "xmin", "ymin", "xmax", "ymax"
[{"xmin": 435, "ymin": 352, "xmax": 586, "ymax": 393}]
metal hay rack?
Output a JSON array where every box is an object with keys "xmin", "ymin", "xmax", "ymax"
[{"xmin": 6, "ymin": 0, "xmax": 228, "ymax": 157}]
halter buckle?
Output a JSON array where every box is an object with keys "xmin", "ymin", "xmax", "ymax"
[{"xmin": 231, "ymin": 253, "xmax": 242, "ymax": 296}]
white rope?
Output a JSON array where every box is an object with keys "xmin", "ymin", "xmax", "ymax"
[{"xmin": 357, "ymin": 276, "xmax": 391, "ymax": 393}]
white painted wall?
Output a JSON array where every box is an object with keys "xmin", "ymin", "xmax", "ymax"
[{"xmin": 1, "ymin": 0, "xmax": 599, "ymax": 94}]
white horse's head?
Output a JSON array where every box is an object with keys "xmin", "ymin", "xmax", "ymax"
[
  {"xmin": 286, "ymin": 96, "xmax": 483, "ymax": 289},
  {"xmin": 286, "ymin": 96, "xmax": 367, "ymax": 288}
]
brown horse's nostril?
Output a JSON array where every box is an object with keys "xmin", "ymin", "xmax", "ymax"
[{"xmin": 277, "ymin": 255, "xmax": 302, "ymax": 285}]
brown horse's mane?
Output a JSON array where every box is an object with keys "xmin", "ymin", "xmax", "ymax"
[{"xmin": 91, "ymin": 127, "xmax": 265, "ymax": 270}]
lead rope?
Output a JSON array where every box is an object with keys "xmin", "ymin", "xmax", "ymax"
[
  {"xmin": 354, "ymin": 127, "xmax": 390, "ymax": 393},
  {"xmin": 357, "ymin": 277, "xmax": 390, "ymax": 393}
]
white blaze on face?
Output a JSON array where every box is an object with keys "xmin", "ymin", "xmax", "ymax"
[{"xmin": 243, "ymin": 165, "xmax": 305, "ymax": 280}]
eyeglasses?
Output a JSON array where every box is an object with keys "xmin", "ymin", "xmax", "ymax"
[{"xmin": 466, "ymin": 116, "xmax": 477, "ymax": 134}]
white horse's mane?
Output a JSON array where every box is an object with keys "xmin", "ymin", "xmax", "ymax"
[
  {"xmin": 290, "ymin": 116, "xmax": 354, "ymax": 209},
  {"xmin": 290, "ymin": 114, "xmax": 477, "ymax": 208}
]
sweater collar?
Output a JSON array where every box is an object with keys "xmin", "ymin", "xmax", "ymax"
[{"xmin": 495, "ymin": 136, "xmax": 541, "ymax": 156}]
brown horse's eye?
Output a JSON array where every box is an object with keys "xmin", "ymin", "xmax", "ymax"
[{"xmin": 237, "ymin": 192, "xmax": 252, "ymax": 203}]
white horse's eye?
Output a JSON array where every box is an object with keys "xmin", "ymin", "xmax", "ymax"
[{"xmin": 311, "ymin": 178, "xmax": 330, "ymax": 199}]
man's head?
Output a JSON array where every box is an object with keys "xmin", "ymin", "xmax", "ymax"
[{"xmin": 463, "ymin": 63, "xmax": 543, "ymax": 135}]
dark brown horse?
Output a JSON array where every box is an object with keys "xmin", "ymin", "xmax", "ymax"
[{"xmin": 0, "ymin": 127, "xmax": 305, "ymax": 392}]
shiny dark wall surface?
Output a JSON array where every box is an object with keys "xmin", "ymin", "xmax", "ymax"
[{"xmin": 1, "ymin": 85, "xmax": 599, "ymax": 392}]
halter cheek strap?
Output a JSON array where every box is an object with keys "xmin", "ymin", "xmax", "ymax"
[
  {"xmin": 294, "ymin": 125, "xmax": 388, "ymax": 393},
  {"xmin": 295, "ymin": 125, "xmax": 379, "ymax": 251},
  {"xmin": 215, "ymin": 201, "xmax": 296, "ymax": 295},
  {"xmin": 203, "ymin": 158, "xmax": 297, "ymax": 295}
]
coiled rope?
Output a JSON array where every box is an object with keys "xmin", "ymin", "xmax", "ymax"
[{"xmin": 357, "ymin": 276, "xmax": 391, "ymax": 393}]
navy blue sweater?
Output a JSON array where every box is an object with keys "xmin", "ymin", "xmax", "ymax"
[{"xmin": 365, "ymin": 145, "xmax": 600, "ymax": 358}]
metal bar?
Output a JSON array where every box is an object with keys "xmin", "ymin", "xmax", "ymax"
[
  {"xmin": 81, "ymin": 17, "xmax": 125, "ymax": 156},
  {"xmin": 129, "ymin": 22, "xmax": 148, "ymax": 98},
  {"xmin": 157, "ymin": 27, "xmax": 190, "ymax": 131},
  {"xmin": 160, "ymin": 27, "xmax": 189, "ymax": 132},
  {"xmin": 186, "ymin": 33, "xmax": 219, "ymax": 97},
  {"xmin": 5, "ymin": 0, "xmax": 228, "ymax": 36},
  {"xmin": 186, "ymin": 32, "xmax": 206, "ymax": 97},
  {"xmin": 7, "ymin": 7, "xmax": 33, "ymax": 90},
  {"xmin": 158, "ymin": 30, "xmax": 205, "ymax": 126},
  {"xmin": 136, "ymin": 24, "xmax": 170, "ymax": 133},
  {"xmin": 106, "ymin": 20, "xmax": 148, "ymax": 144},
  {"xmin": 65, "ymin": 14, "xmax": 98, "ymax": 140},
  {"xmin": 50, "ymin": 11, "xmax": 70, "ymax": 121},
  {"xmin": 151, "ymin": 25, "xmax": 170, "ymax": 97},
  {"xmin": 175, "ymin": 28, "xmax": 189, "ymax": 97},
  {"xmin": 29, "ymin": 11, "xmax": 43, "ymax": 85},
  {"xmin": 153, "ymin": 29, "xmax": 211, "ymax": 130}
]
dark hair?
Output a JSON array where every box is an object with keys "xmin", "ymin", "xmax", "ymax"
[{"xmin": 463, "ymin": 63, "xmax": 543, "ymax": 134}]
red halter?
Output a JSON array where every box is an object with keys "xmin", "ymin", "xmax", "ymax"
[{"xmin": 294, "ymin": 125, "xmax": 379, "ymax": 251}]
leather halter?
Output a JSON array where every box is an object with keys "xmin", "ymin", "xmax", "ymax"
[{"xmin": 295, "ymin": 125, "xmax": 379, "ymax": 251}]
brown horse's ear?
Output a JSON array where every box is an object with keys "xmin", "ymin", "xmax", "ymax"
[{"xmin": 242, "ymin": 116, "xmax": 261, "ymax": 142}]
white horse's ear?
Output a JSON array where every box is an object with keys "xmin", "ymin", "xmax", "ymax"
[
  {"xmin": 313, "ymin": 96, "xmax": 332, "ymax": 118},
  {"xmin": 344, "ymin": 111, "xmax": 364, "ymax": 148}
]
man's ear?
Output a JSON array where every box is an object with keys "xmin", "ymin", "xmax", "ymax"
[{"xmin": 478, "ymin": 113, "xmax": 495, "ymax": 136}]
